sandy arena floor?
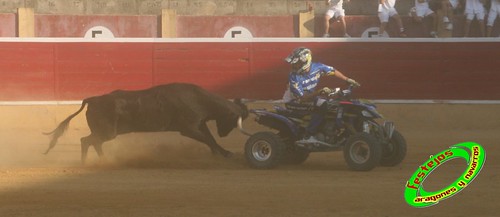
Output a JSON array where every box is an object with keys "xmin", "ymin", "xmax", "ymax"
[{"xmin": 0, "ymin": 103, "xmax": 499, "ymax": 217}]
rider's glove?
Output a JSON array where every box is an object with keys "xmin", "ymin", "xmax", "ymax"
[
  {"xmin": 346, "ymin": 78, "xmax": 361, "ymax": 87},
  {"xmin": 319, "ymin": 87, "xmax": 333, "ymax": 95}
]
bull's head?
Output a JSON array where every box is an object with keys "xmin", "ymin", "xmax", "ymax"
[
  {"xmin": 234, "ymin": 98, "xmax": 249, "ymax": 119},
  {"xmin": 216, "ymin": 98, "xmax": 249, "ymax": 137}
]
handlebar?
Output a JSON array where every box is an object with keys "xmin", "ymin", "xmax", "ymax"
[{"xmin": 326, "ymin": 84, "xmax": 357, "ymax": 99}]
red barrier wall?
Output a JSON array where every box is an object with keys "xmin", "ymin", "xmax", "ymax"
[
  {"xmin": 32, "ymin": 15, "xmax": 295, "ymax": 38},
  {"xmin": 176, "ymin": 16, "xmax": 296, "ymax": 37},
  {"xmin": 0, "ymin": 39, "xmax": 499, "ymax": 101},
  {"xmin": 0, "ymin": 42, "xmax": 55, "ymax": 99},
  {"xmin": 0, "ymin": 14, "xmax": 16, "ymax": 37},
  {"xmin": 35, "ymin": 15, "xmax": 159, "ymax": 37},
  {"xmin": 55, "ymin": 43, "xmax": 154, "ymax": 99}
]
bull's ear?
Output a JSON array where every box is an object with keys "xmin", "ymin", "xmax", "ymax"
[
  {"xmin": 234, "ymin": 98, "xmax": 242, "ymax": 104},
  {"xmin": 233, "ymin": 98, "xmax": 249, "ymax": 119}
]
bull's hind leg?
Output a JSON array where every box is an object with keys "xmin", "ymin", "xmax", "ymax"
[
  {"xmin": 180, "ymin": 122, "xmax": 233, "ymax": 158},
  {"xmin": 80, "ymin": 135, "xmax": 105, "ymax": 164},
  {"xmin": 80, "ymin": 136, "xmax": 91, "ymax": 164}
]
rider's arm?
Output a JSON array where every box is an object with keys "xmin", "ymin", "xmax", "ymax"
[
  {"xmin": 329, "ymin": 68, "xmax": 361, "ymax": 87},
  {"xmin": 297, "ymin": 91, "xmax": 320, "ymax": 102},
  {"xmin": 289, "ymin": 79, "xmax": 320, "ymax": 103},
  {"xmin": 331, "ymin": 69, "xmax": 350, "ymax": 82}
]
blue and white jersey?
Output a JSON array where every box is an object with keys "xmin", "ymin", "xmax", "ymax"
[{"xmin": 287, "ymin": 62, "xmax": 335, "ymax": 101}]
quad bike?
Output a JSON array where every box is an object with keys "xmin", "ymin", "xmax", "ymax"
[{"xmin": 240, "ymin": 84, "xmax": 406, "ymax": 171}]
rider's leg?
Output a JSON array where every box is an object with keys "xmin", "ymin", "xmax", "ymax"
[{"xmin": 305, "ymin": 98, "xmax": 328, "ymax": 137}]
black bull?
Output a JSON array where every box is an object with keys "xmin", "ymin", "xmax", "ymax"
[{"xmin": 44, "ymin": 83, "xmax": 249, "ymax": 163}]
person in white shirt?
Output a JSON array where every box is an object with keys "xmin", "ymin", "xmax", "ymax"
[
  {"xmin": 378, "ymin": 0, "xmax": 407, "ymax": 37},
  {"xmin": 487, "ymin": 0, "xmax": 500, "ymax": 37},
  {"xmin": 323, "ymin": 0, "xmax": 350, "ymax": 37},
  {"xmin": 464, "ymin": 0, "xmax": 486, "ymax": 37},
  {"xmin": 410, "ymin": 0, "xmax": 438, "ymax": 37}
]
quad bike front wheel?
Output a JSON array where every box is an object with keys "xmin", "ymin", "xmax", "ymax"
[
  {"xmin": 380, "ymin": 130, "xmax": 407, "ymax": 167},
  {"xmin": 244, "ymin": 131, "xmax": 285, "ymax": 169},
  {"xmin": 343, "ymin": 133, "xmax": 382, "ymax": 171}
]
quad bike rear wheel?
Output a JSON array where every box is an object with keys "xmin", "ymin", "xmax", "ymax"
[{"xmin": 343, "ymin": 133, "xmax": 382, "ymax": 171}]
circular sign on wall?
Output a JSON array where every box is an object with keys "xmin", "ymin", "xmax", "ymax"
[
  {"xmin": 224, "ymin": 26, "xmax": 253, "ymax": 38},
  {"xmin": 84, "ymin": 26, "xmax": 115, "ymax": 38},
  {"xmin": 361, "ymin": 27, "xmax": 389, "ymax": 38}
]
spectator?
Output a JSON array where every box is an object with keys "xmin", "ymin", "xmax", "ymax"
[
  {"xmin": 464, "ymin": 0, "xmax": 486, "ymax": 37},
  {"xmin": 410, "ymin": 0, "xmax": 439, "ymax": 37},
  {"xmin": 378, "ymin": 0, "xmax": 407, "ymax": 37},
  {"xmin": 487, "ymin": 0, "xmax": 500, "ymax": 36},
  {"xmin": 440, "ymin": 0, "xmax": 462, "ymax": 30},
  {"xmin": 323, "ymin": 0, "xmax": 350, "ymax": 37}
]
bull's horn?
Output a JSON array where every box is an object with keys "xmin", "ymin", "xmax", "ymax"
[{"xmin": 237, "ymin": 117, "xmax": 253, "ymax": 136}]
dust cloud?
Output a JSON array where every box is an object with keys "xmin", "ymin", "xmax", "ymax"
[
  {"xmin": 0, "ymin": 127, "xmax": 246, "ymax": 170},
  {"xmin": 102, "ymin": 133, "xmax": 246, "ymax": 169},
  {"xmin": 0, "ymin": 103, "xmax": 247, "ymax": 169}
]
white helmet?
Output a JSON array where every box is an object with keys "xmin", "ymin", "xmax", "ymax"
[{"xmin": 284, "ymin": 47, "xmax": 312, "ymax": 75}]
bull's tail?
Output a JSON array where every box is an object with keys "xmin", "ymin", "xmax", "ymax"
[{"xmin": 43, "ymin": 99, "xmax": 88, "ymax": 155}]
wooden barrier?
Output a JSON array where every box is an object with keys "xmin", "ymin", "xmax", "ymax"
[
  {"xmin": 161, "ymin": 9, "xmax": 177, "ymax": 38},
  {"xmin": 299, "ymin": 9, "xmax": 315, "ymax": 38},
  {"xmin": 17, "ymin": 8, "xmax": 35, "ymax": 37}
]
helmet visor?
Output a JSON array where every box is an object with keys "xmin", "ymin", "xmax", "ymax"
[{"xmin": 291, "ymin": 61, "xmax": 305, "ymax": 73}]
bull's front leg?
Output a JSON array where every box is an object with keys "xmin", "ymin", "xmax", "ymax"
[
  {"xmin": 179, "ymin": 123, "xmax": 233, "ymax": 158},
  {"xmin": 199, "ymin": 123, "xmax": 233, "ymax": 158}
]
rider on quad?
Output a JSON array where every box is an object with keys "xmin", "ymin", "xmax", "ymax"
[{"xmin": 283, "ymin": 47, "xmax": 360, "ymax": 146}]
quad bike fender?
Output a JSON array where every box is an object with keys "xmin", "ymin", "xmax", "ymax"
[
  {"xmin": 250, "ymin": 109, "xmax": 300, "ymax": 136},
  {"xmin": 362, "ymin": 107, "xmax": 383, "ymax": 119}
]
